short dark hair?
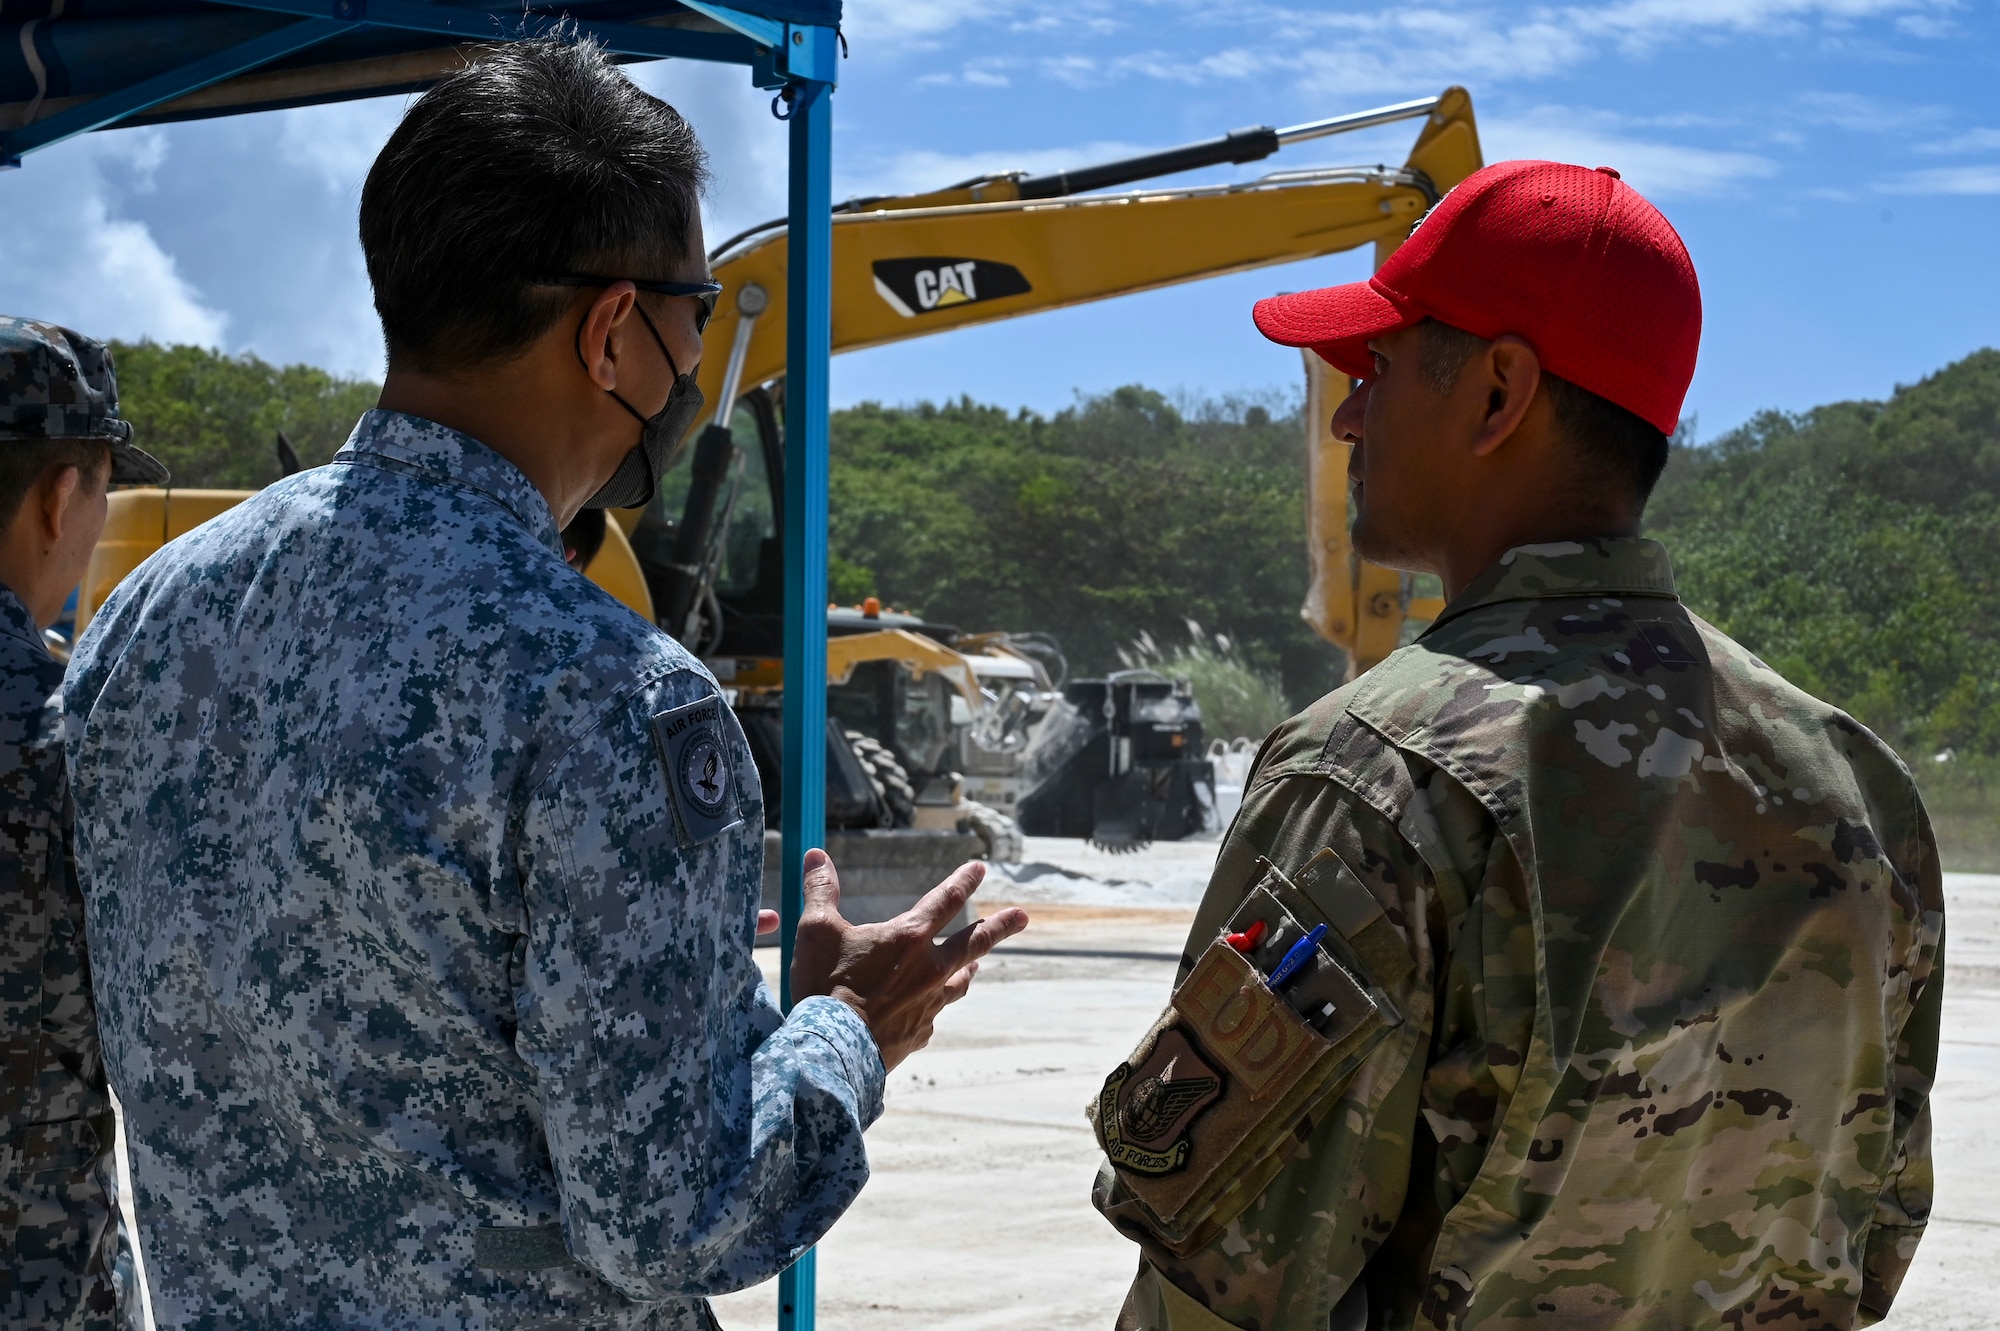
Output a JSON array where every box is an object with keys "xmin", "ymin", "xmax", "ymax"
[
  {"xmin": 359, "ymin": 37, "xmax": 709, "ymax": 374},
  {"xmin": 1415, "ymin": 318, "xmax": 1671, "ymax": 506},
  {"xmin": 0, "ymin": 438, "xmax": 110, "ymax": 530}
]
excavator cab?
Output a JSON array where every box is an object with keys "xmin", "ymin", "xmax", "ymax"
[{"xmin": 629, "ymin": 385, "xmax": 788, "ymax": 653}]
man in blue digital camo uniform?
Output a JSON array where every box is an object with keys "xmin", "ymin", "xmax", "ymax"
[
  {"xmin": 0, "ymin": 317, "xmax": 164, "ymax": 1330},
  {"xmin": 62, "ymin": 40, "xmax": 1025, "ymax": 1328}
]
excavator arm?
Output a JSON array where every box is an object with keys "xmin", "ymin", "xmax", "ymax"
[
  {"xmin": 689, "ymin": 87, "xmax": 1480, "ymax": 410},
  {"xmin": 639, "ymin": 87, "xmax": 1483, "ymax": 677}
]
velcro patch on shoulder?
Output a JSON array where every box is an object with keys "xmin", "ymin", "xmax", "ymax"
[{"xmin": 650, "ymin": 695, "xmax": 743, "ymax": 847}]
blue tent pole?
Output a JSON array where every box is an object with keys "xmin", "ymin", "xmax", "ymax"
[{"xmin": 776, "ymin": 70, "xmax": 833, "ymax": 1331}]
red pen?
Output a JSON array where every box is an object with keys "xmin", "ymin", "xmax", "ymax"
[{"xmin": 1226, "ymin": 919, "xmax": 1267, "ymax": 953}]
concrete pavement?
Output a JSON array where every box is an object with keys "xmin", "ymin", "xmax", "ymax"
[
  {"xmin": 1886, "ymin": 871, "xmax": 2000, "ymax": 1330},
  {"xmin": 102, "ymin": 838, "xmax": 1997, "ymax": 1328},
  {"xmin": 715, "ymin": 894, "xmax": 1190, "ymax": 1329},
  {"xmin": 715, "ymin": 843, "xmax": 2000, "ymax": 1330}
]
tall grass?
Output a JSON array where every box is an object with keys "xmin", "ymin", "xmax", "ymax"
[{"xmin": 1120, "ymin": 621, "xmax": 1293, "ymax": 744}]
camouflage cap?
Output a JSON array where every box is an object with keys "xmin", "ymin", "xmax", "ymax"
[{"xmin": 0, "ymin": 316, "xmax": 168, "ymax": 485}]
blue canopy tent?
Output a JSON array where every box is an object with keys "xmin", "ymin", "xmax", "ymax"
[{"xmin": 2, "ymin": 3, "xmax": 838, "ymax": 1325}]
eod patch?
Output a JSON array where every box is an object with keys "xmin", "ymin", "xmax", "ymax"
[
  {"xmin": 650, "ymin": 695, "xmax": 743, "ymax": 847},
  {"xmin": 871, "ymin": 256, "xmax": 1031, "ymax": 318}
]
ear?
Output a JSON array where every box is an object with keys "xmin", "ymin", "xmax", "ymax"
[
  {"xmin": 1468, "ymin": 335, "xmax": 1544, "ymax": 459},
  {"xmin": 575, "ymin": 281, "xmax": 640, "ymax": 393},
  {"xmin": 40, "ymin": 464, "xmax": 84, "ymax": 546}
]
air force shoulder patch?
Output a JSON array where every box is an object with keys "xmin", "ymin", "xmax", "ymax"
[{"xmin": 651, "ymin": 695, "xmax": 743, "ymax": 847}]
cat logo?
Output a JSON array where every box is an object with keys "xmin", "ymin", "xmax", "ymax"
[{"xmin": 871, "ymin": 256, "xmax": 1032, "ymax": 318}]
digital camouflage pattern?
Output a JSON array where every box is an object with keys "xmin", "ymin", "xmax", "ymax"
[
  {"xmin": 0, "ymin": 318, "xmax": 165, "ymax": 485},
  {"xmin": 62, "ymin": 410, "xmax": 886, "ymax": 1328},
  {"xmin": 0, "ymin": 317, "xmax": 129, "ymax": 443},
  {"xmin": 1110, "ymin": 539, "xmax": 1942, "ymax": 1331},
  {"xmin": 1, "ymin": 582, "xmax": 119, "ymax": 1331}
]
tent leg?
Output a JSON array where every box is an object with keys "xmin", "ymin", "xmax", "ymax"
[{"xmin": 777, "ymin": 72, "xmax": 832, "ymax": 1331}]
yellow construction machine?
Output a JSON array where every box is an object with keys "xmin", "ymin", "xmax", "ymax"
[
  {"xmin": 637, "ymin": 88, "xmax": 1480, "ymax": 681},
  {"xmin": 628, "ymin": 87, "xmax": 1481, "ymax": 844},
  {"xmin": 77, "ymin": 87, "xmax": 1482, "ymax": 852}
]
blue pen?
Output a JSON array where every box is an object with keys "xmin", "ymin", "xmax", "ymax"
[{"xmin": 1266, "ymin": 924, "xmax": 1326, "ymax": 990}]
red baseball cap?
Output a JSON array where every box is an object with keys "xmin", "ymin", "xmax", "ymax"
[{"xmin": 1253, "ymin": 160, "xmax": 1701, "ymax": 435}]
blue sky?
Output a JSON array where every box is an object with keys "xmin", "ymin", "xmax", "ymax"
[{"xmin": 2, "ymin": 0, "xmax": 1996, "ymax": 440}]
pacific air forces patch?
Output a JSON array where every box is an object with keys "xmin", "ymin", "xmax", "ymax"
[
  {"xmin": 1097, "ymin": 1025, "xmax": 1224, "ymax": 1176},
  {"xmin": 651, "ymin": 695, "xmax": 742, "ymax": 847}
]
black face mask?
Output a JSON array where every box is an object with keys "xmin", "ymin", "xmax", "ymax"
[{"xmin": 581, "ymin": 301, "xmax": 706, "ymax": 511}]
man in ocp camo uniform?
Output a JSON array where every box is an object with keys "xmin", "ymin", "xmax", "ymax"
[
  {"xmin": 1099, "ymin": 162, "xmax": 1942, "ymax": 1330},
  {"xmin": 61, "ymin": 39, "xmax": 1024, "ymax": 1328},
  {"xmin": 0, "ymin": 318, "xmax": 166, "ymax": 1330}
]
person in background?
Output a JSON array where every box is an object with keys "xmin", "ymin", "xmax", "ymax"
[
  {"xmin": 0, "ymin": 317, "xmax": 166, "ymax": 1331},
  {"xmin": 60, "ymin": 39, "xmax": 1024, "ymax": 1329},
  {"xmin": 1096, "ymin": 162, "xmax": 1941, "ymax": 1330}
]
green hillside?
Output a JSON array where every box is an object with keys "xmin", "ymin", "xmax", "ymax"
[{"xmin": 103, "ymin": 339, "xmax": 2000, "ymax": 867}]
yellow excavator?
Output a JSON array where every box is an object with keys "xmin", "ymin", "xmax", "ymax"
[
  {"xmin": 639, "ymin": 86, "xmax": 1480, "ymax": 683},
  {"xmin": 623, "ymin": 86, "xmax": 1481, "ymax": 846},
  {"xmin": 78, "ymin": 87, "xmax": 1481, "ymax": 856}
]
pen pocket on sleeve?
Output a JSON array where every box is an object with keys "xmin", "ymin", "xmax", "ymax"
[{"xmin": 1088, "ymin": 851, "xmax": 1404, "ymax": 1257}]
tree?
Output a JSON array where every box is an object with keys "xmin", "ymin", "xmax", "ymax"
[
  {"xmin": 828, "ymin": 386, "xmax": 1346, "ymax": 708},
  {"xmin": 109, "ymin": 340, "xmax": 379, "ymax": 489},
  {"xmin": 104, "ymin": 337, "xmax": 2000, "ymax": 761},
  {"xmin": 1648, "ymin": 348, "xmax": 2000, "ymax": 755}
]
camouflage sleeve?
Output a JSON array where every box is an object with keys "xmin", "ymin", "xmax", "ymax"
[
  {"xmin": 1133, "ymin": 719, "xmax": 1494, "ymax": 1330},
  {"xmin": 1858, "ymin": 787, "xmax": 1946, "ymax": 1322},
  {"xmin": 517, "ymin": 675, "xmax": 885, "ymax": 1301}
]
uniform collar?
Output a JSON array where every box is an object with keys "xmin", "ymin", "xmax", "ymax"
[
  {"xmin": 336, "ymin": 410, "xmax": 565, "ymax": 558},
  {"xmin": 1423, "ymin": 537, "xmax": 1679, "ymax": 638},
  {"xmin": 0, "ymin": 581, "xmax": 49, "ymax": 659}
]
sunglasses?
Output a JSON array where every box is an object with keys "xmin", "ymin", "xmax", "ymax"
[{"xmin": 535, "ymin": 274, "xmax": 724, "ymax": 334}]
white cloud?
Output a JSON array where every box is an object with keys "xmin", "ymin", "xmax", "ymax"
[
  {"xmin": 627, "ymin": 58, "xmax": 791, "ymax": 251},
  {"xmin": 1040, "ymin": 54, "xmax": 1100, "ymax": 89},
  {"xmin": 842, "ymin": 0, "xmax": 1019, "ymax": 50},
  {"xmin": 278, "ymin": 98, "xmax": 407, "ymax": 194},
  {"xmin": 1894, "ymin": 11, "xmax": 1957, "ymax": 36},
  {"xmin": 1564, "ymin": 0, "xmax": 1953, "ymax": 50},
  {"xmin": 1483, "ymin": 107, "xmax": 1778, "ymax": 198},
  {"xmin": 914, "ymin": 58, "xmax": 1018, "ymax": 89},
  {"xmin": 1790, "ymin": 89, "xmax": 1949, "ymax": 133},
  {"xmin": 0, "ymin": 134, "xmax": 228, "ymax": 347},
  {"xmin": 1880, "ymin": 164, "xmax": 2000, "ymax": 194},
  {"xmin": 853, "ymin": 0, "xmax": 1129, "ymax": 43},
  {"xmin": 1916, "ymin": 126, "xmax": 2000, "ymax": 154},
  {"xmin": 93, "ymin": 127, "xmax": 171, "ymax": 192},
  {"xmin": 0, "ymin": 61, "xmax": 801, "ymax": 379},
  {"xmin": 861, "ymin": 0, "xmax": 1957, "ymax": 99},
  {"xmin": 832, "ymin": 138, "xmax": 1149, "ymax": 201}
]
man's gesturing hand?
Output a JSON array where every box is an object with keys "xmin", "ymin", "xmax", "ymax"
[{"xmin": 789, "ymin": 848, "xmax": 1030, "ymax": 1072}]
